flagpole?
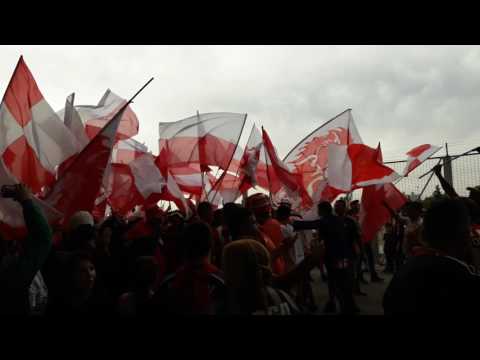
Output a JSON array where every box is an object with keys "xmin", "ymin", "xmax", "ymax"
[
  {"xmin": 262, "ymin": 126, "xmax": 274, "ymax": 205},
  {"xmin": 232, "ymin": 124, "xmax": 256, "ymax": 201},
  {"xmin": 196, "ymin": 110, "xmax": 207, "ymax": 201},
  {"xmin": 209, "ymin": 114, "xmax": 248, "ymax": 204}
]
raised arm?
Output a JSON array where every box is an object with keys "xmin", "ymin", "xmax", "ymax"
[{"xmin": 4, "ymin": 184, "xmax": 53, "ymax": 288}]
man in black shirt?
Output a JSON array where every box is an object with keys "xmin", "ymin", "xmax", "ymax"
[
  {"xmin": 383, "ymin": 198, "xmax": 480, "ymax": 314},
  {"xmin": 293, "ymin": 201, "xmax": 359, "ymax": 314}
]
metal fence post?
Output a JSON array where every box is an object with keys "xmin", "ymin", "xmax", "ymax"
[{"xmin": 444, "ymin": 142, "xmax": 454, "ymax": 186}]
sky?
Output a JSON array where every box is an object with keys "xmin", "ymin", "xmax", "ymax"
[{"xmin": 0, "ymin": 45, "xmax": 479, "ymax": 163}]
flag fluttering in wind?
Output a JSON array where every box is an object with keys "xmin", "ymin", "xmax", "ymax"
[
  {"xmin": 74, "ymin": 89, "xmax": 139, "ymax": 142},
  {"xmin": 158, "ymin": 112, "xmax": 247, "ymax": 171},
  {"xmin": 359, "ymin": 144, "xmax": 408, "ymax": 243},
  {"xmin": 44, "ymin": 103, "xmax": 127, "ymax": 225},
  {"xmin": 107, "ymin": 150, "xmax": 191, "ymax": 217},
  {"xmin": 402, "ymin": 144, "xmax": 442, "ymax": 176},
  {"xmin": 238, "ymin": 124, "xmax": 263, "ymax": 193},
  {"xmin": 0, "ymin": 56, "xmax": 79, "ymax": 194},
  {"xmin": 111, "ymin": 138, "xmax": 149, "ymax": 165},
  {"xmin": 276, "ymin": 109, "xmax": 363, "ymax": 210},
  {"xmin": 327, "ymin": 142, "xmax": 400, "ymax": 193},
  {"xmin": 262, "ymin": 127, "xmax": 312, "ymax": 208}
]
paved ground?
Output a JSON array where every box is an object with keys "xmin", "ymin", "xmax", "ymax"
[{"xmin": 309, "ymin": 266, "xmax": 393, "ymax": 315}]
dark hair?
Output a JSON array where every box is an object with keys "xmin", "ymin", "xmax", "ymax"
[
  {"xmin": 350, "ymin": 200, "xmax": 359, "ymax": 206},
  {"xmin": 317, "ymin": 201, "xmax": 333, "ymax": 216},
  {"xmin": 276, "ymin": 205, "xmax": 291, "ymax": 221},
  {"xmin": 223, "ymin": 203, "xmax": 242, "ymax": 226},
  {"xmin": 212, "ymin": 209, "xmax": 224, "ymax": 228},
  {"xmin": 183, "ymin": 222, "xmax": 212, "ymax": 260},
  {"xmin": 197, "ymin": 202, "xmax": 213, "ymax": 218},
  {"xmin": 229, "ymin": 207, "xmax": 256, "ymax": 240},
  {"xmin": 422, "ymin": 198, "xmax": 470, "ymax": 253}
]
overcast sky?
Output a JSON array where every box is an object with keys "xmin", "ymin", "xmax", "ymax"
[{"xmin": 1, "ymin": 45, "xmax": 479, "ymax": 161}]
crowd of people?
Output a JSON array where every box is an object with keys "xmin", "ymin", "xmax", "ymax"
[{"xmin": 2, "ymin": 161, "xmax": 480, "ymax": 316}]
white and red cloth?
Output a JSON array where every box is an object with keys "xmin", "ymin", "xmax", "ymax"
[
  {"xmin": 238, "ymin": 125, "xmax": 263, "ymax": 193},
  {"xmin": 158, "ymin": 112, "xmax": 246, "ymax": 171},
  {"xmin": 262, "ymin": 127, "xmax": 312, "ymax": 208},
  {"xmin": 107, "ymin": 153, "xmax": 190, "ymax": 216},
  {"xmin": 0, "ymin": 56, "xmax": 79, "ymax": 194},
  {"xmin": 73, "ymin": 89, "xmax": 139, "ymax": 142},
  {"xmin": 44, "ymin": 101, "xmax": 126, "ymax": 225},
  {"xmin": 359, "ymin": 144, "xmax": 408, "ymax": 243},
  {"xmin": 327, "ymin": 143, "xmax": 400, "ymax": 192},
  {"xmin": 402, "ymin": 144, "xmax": 442, "ymax": 176},
  {"xmin": 275, "ymin": 109, "xmax": 363, "ymax": 211}
]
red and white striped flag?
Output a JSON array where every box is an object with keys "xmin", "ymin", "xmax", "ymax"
[
  {"xmin": 158, "ymin": 112, "xmax": 247, "ymax": 171},
  {"xmin": 402, "ymin": 144, "xmax": 442, "ymax": 176},
  {"xmin": 0, "ymin": 56, "xmax": 79, "ymax": 194}
]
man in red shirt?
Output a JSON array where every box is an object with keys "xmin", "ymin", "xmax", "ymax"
[{"xmin": 246, "ymin": 194, "xmax": 296, "ymax": 276}]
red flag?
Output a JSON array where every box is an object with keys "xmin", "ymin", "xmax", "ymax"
[
  {"xmin": 359, "ymin": 145, "xmax": 408, "ymax": 243},
  {"xmin": 44, "ymin": 104, "xmax": 126, "ymax": 225},
  {"xmin": 402, "ymin": 144, "xmax": 442, "ymax": 176},
  {"xmin": 262, "ymin": 127, "xmax": 312, "ymax": 208},
  {"xmin": 0, "ymin": 56, "xmax": 79, "ymax": 193},
  {"xmin": 327, "ymin": 143, "xmax": 400, "ymax": 193}
]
